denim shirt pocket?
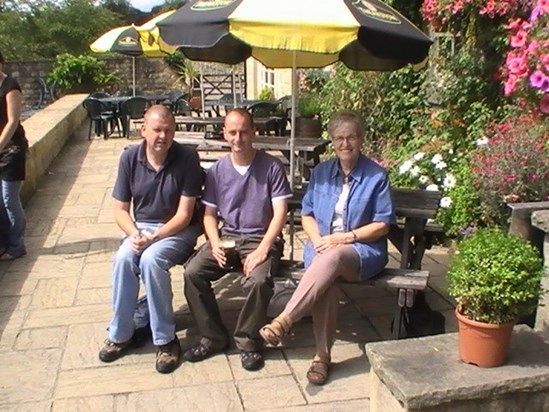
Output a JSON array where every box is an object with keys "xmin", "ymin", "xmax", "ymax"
[{"xmin": 313, "ymin": 186, "xmax": 337, "ymax": 235}]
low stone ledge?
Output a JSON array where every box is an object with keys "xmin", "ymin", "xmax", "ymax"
[
  {"xmin": 532, "ymin": 210, "xmax": 549, "ymax": 234},
  {"xmin": 532, "ymin": 210, "xmax": 549, "ymax": 340},
  {"xmin": 20, "ymin": 93, "xmax": 89, "ymax": 202},
  {"xmin": 367, "ymin": 325, "xmax": 549, "ymax": 412}
]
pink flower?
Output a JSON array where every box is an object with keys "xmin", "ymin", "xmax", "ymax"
[
  {"xmin": 507, "ymin": 18, "xmax": 523, "ymax": 30},
  {"xmin": 541, "ymin": 94, "xmax": 549, "ymax": 113},
  {"xmin": 542, "ymin": 54, "xmax": 549, "ymax": 71},
  {"xmin": 451, "ymin": 0, "xmax": 464, "ymax": 14},
  {"xmin": 510, "ymin": 30, "xmax": 528, "ymax": 48},
  {"xmin": 506, "ymin": 54, "xmax": 529, "ymax": 76},
  {"xmin": 528, "ymin": 40, "xmax": 540, "ymax": 55},
  {"xmin": 530, "ymin": 6, "xmax": 545, "ymax": 21},
  {"xmin": 537, "ymin": 0, "xmax": 549, "ymax": 12},
  {"xmin": 504, "ymin": 75, "xmax": 519, "ymax": 96},
  {"xmin": 530, "ymin": 70, "xmax": 549, "ymax": 91}
]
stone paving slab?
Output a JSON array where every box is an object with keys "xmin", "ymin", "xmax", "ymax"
[{"xmin": 0, "ymin": 121, "xmax": 454, "ymax": 410}]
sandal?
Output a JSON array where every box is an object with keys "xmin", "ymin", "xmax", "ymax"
[
  {"xmin": 259, "ymin": 314, "xmax": 291, "ymax": 346},
  {"xmin": 306, "ymin": 354, "xmax": 331, "ymax": 385}
]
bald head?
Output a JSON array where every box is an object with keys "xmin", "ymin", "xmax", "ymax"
[
  {"xmin": 225, "ymin": 108, "xmax": 254, "ymax": 129},
  {"xmin": 144, "ymin": 104, "xmax": 175, "ymax": 124}
]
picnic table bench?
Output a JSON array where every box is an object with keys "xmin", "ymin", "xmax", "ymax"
[{"xmin": 278, "ymin": 187, "xmax": 443, "ymax": 339}]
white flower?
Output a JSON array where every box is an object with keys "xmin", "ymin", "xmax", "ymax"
[
  {"xmin": 413, "ymin": 152, "xmax": 425, "ymax": 161},
  {"xmin": 399, "ymin": 160, "xmax": 414, "ymax": 174},
  {"xmin": 410, "ymin": 166, "xmax": 420, "ymax": 176},
  {"xmin": 443, "ymin": 174, "xmax": 456, "ymax": 189},
  {"xmin": 435, "ymin": 161, "xmax": 447, "ymax": 170},
  {"xmin": 476, "ymin": 137, "xmax": 489, "ymax": 146},
  {"xmin": 431, "ymin": 154, "xmax": 444, "ymax": 165},
  {"xmin": 426, "ymin": 184, "xmax": 439, "ymax": 191},
  {"xmin": 440, "ymin": 196, "xmax": 453, "ymax": 208},
  {"xmin": 419, "ymin": 175, "xmax": 429, "ymax": 184}
]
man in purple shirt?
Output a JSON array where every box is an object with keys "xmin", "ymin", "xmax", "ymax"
[{"xmin": 183, "ymin": 108, "xmax": 292, "ymax": 371}]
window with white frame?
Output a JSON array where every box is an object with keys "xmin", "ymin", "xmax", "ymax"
[{"xmin": 259, "ymin": 65, "xmax": 275, "ymax": 92}]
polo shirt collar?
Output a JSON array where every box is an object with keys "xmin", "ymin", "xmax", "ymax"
[{"xmin": 137, "ymin": 140, "xmax": 178, "ymax": 169}]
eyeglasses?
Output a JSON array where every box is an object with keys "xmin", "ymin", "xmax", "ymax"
[{"xmin": 332, "ymin": 135, "xmax": 360, "ymax": 144}]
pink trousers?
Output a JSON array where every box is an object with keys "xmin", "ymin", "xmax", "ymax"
[{"xmin": 283, "ymin": 245, "xmax": 360, "ymax": 356}]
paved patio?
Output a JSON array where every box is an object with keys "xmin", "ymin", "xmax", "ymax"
[{"xmin": 0, "ymin": 122, "xmax": 455, "ymax": 411}]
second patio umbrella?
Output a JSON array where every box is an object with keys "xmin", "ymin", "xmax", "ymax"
[{"xmin": 90, "ymin": 11, "xmax": 176, "ymax": 95}]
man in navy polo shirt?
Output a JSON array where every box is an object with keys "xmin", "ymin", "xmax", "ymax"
[
  {"xmin": 183, "ymin": 108, "xmax": 292, "ymax": 371},
  {"xmin": 99, "ymin": 105, "xmax": 203, "ymax": 374}
]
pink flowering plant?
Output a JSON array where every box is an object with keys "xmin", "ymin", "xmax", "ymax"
[
  {"xmin": 501, "ymin": 0, "xmax": 549, "ymax": 113},
  {"xmin": 422, "ymin": 0, "xmax": 523, "ymax": 31},
  {"xmin": 471, "ymin": 113, "xmax": 549, "ymax": 226}
]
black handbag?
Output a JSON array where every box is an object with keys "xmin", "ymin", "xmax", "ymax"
[{"xmin": 267, "ymin": 278, "xmax": 298, "ymax": 318}]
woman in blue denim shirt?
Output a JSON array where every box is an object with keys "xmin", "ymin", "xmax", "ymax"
[{"xmin": 260, "ymin": 110, "xmax": 395, "ymax": 385}]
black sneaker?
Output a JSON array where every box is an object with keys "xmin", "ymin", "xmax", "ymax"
[
  {"xmin": 156, "ymin": 337, "xmax": 181, "ymax": 374},
  {"xmin": 241, "ymin": 351, "xmax": 264, "ymax": 371},
  {"xmin": 99, "ymin": 338, "xmax": 133, "ymax": 362},
  {"xmin": 183, "ymin": 342, "xmax": 228, "ymax": 363}
]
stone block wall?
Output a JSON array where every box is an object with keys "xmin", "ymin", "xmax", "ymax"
[{"xmin": 4, "ymin": 57, "xmax": 243, "ymax": 109}]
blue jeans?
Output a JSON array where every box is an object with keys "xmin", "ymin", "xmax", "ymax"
[
  {"xmin": 108, "ymin": 222, "xmax": 200, "ymax": 346},
  {"xmin": 0, "ymin": 180, "xmax": 26, "ymax": 256}
]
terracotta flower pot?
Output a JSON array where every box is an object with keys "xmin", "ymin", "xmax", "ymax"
[
  {"xmin": 295, "ymin": 117, "xmax": 322, "ymax": 138},
  {"xmin": 455, "ymin": 309, "xmax": 515, "ymax": 368},
  {"xmin": 189, "ymin": 95, "xmax": 202, "ymax": 110}
]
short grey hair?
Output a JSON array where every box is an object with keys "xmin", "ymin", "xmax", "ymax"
[{"xmin": 327, "ymin": 110, "xmax": 365, "ymax": 139}]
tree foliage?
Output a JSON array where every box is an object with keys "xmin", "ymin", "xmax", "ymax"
[{"xmin": 0, "ymin": 0, "xmax": 140, "ymax": 60}]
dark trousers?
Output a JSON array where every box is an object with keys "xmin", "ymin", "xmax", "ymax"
[{"xmin": 183, "ymin": 234, "xmax": 283, "ymax": 352}]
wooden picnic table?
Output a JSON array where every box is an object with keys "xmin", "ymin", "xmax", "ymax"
[
  {"xmin": 97, "ymin": 94, "xmax": 169, "ymax": 106},
  {"xmin": 172, "ymin": 116, "xmax": 283, "ymax": 132},
  {"xmin": 175, "ymin": 131, "xmax": 330, "ymax": 180}
]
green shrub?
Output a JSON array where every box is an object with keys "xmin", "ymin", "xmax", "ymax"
[
  {"xmin": 48, "ymin": 54, "xmax": 118, "ymax": 92},
  {"xmin": 447, "ymin": 228, "xmax": 544, "ymax": 324},
  {"xmin": 258, "ymin": 87, "xmax": 275, "ymax": 101},
  {"xmin": 297, "ymin": 94, "xmax": 322, "ymax": 118}
]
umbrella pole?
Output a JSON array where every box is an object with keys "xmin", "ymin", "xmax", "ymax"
[
  {"xmin": 289, "ymin": 52, "xmax": 298, "ymax": 260},
  {"xmin": 199, "ymin": 64, "xmax": 206, "ymax": 119},
  {"xmin": 290, "ymin": 52, "xmax": 297, "ymax": 191},
  {"xmin": 232, "ymin": 65, "xmax": 237, "ymax": 108},
  {"xmin": 132, "ymin": 56, "xmax": 136, "ymax": 96}
]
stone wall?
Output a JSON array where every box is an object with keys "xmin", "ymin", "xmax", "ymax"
[
  {"xmin": 5, "ymin": 57, "xmax": 243, "ymax": 109},
  {"xmin": 20, "ymin": 94, "xmax": 89, "ymax": 203}
]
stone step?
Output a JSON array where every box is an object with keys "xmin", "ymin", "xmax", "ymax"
[{"xmin": 366, "ymin": 325, "xmax": 549, "ymax": 411}]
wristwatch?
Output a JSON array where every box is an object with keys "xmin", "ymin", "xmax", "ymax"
[{"xmin": 141, "ymin": 229, "xmax": 159, "ymax": 242}]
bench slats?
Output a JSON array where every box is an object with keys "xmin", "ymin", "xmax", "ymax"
[{"xmin": 277, "ymin": 261, "xmax": 429, "ymax": 291}]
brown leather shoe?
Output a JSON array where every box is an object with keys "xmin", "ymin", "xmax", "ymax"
[
  {"xmin": 155, "ymin": 337, "xmax": 181, "ymax": 374},
  {"xmin": 99, "ymin": 338, "xmax": 133, "ymax": 362}
]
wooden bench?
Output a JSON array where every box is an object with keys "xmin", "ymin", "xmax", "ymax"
[{"xmin": 281, "ymin": 188, "xmax": 443, "ymax": 339}]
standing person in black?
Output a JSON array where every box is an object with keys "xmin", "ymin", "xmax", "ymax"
[{"xmin": 0, "ymin": 51, "xmax": 28, "ymax": 260}]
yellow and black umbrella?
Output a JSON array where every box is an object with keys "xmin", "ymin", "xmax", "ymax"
[
  {"xmin": 157, "ymin": 0, "xmax": 433, "ymax": 186},
  {"xmin": 90, "ymin": 11, "xmax": 175, "ymax": 95},
  {"xmin": 157, "ymin": 0, "xmax": 431, "ymax": 70}
]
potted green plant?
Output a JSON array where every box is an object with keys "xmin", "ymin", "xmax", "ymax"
[
  {"xmin": 295, "ymin": 93, "xmax": 322, "ymax": 138},
  {"xmin": 48, "ymin": 53, "xmax": 118, "ymax": 94},
  {"xmin": 447, "ymin": 228, "xmax": 545, "ymax": 367},
  {"xmin": 258, "ymin": 87, "xmax": 275, "ymax": 101}
]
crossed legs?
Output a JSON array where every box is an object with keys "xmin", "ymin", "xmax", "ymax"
[{"xmin": 261, "ymin": 245, "xmax": 360, "ymax": 384}]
